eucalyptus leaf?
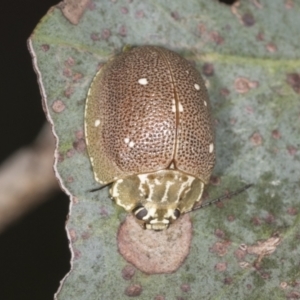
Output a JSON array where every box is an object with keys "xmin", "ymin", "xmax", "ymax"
[{"xmin": 29, "ymin": 0, "xmax": 300, "ymax": 299}]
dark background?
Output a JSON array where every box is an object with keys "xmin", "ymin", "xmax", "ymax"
[
  {"xmin": 0, "ymin": 1, "xmax": 235, "ymax": 299},
  {"xmin": 0, "ymin": 1, "xmax": 70, "ymax": 300}
]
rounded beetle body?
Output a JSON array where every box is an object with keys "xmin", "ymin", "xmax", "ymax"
[{"xmin": 85, "ymin": 46, "xmax": 215, "ymax": 230}]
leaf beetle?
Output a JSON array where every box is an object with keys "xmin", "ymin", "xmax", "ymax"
[{"xmin": 85, "ymin": 46, "xmax": 215, "ymax": 230}]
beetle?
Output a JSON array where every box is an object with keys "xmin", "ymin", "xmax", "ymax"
[{"xmin": 85, "ymin": 46, "xmax": 215, "ymax": 230}]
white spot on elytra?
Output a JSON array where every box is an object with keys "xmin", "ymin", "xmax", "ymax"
[
  {"xmin": 94, "ymin": 119, "xmax": 100, "ymax": 127},
  {"xmin": 194, "ymin": 83, "xmax": 200, "ymax": 90},
  {"xmin": 178, "ymin": 102, "xmax": 183, "ymax": 112},
  {"xmin": 204, "ymin": 101, "xmax": 207, "ymax": 106},
  {"xmin": 124, "ymin": 137, "xmax": 135, "ymax": 148},
  {"xmin": 138, "ymin": 78, "xmax": 148, "ymax": 85},
  {"xmin": 171, "ymin": 99, "xmax": 176, "ymax": 113},
  {"xmin": 209, "ymin": 143, "xmax": 214, "ymax": 153}
]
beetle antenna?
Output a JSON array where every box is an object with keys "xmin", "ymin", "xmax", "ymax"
[
  {"xmin": 186, "ymin": 183, "xmax": 253, "ymax": 213},
  {"xmin": 88, "ymin": 183, "xmax": 112, "ymax": 193}
]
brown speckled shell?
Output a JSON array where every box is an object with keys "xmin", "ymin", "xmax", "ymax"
[{"xmin": 85, "ymin": 46, "xmax": 215, "ymax": 184}]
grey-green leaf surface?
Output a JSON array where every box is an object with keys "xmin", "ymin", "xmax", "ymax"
[{"xmin": 29, "ymin": 0, "xmax": 300, "ymax": 299}]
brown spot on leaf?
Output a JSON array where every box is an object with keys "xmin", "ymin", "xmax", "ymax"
[
  {"xmin": 65, "ymin": 57, "xmax": 75, "ymax": 67},
  {"xmin": 81, "ymin": 231, "xmax": 90, "ymax": 240},
  {"xmin": 215, "ymin": 228, "xmax": 225, "ymax": 239},
  {"xmin": 272, "ymin": 129, "xmax": 281, "ymax": 139},
  {"xmin": 90, "ymin": 32, "xmax": 100, "ymax": 41},
  {"xmin": 118, "ymin": 214, "xmax": 192, "ymax": 274},
  {"xmin": 87, "ymin": 0, "xmax": 96, "ymax": 10},
  {"xmin": 250, "ymin": 132, "xmax": 263, "ymax": 146},
  {"xmin": 287, "ymin": 291, "xmax": 300, "ymax": 299},
  {"xmin": 215, "ymin": 262, "xmax": 227, "ymax": 272},
  {"xmin": 234, "ymin": 77, "xmax": 259, "ymax": 94},
  {"xmin": 202, "ymin": 63, "xmax": 214, "ymax": 76},
  {"xmin": 256, "ymin": 31, "xmax": 264, "ymax": 41},
  {"xmin": 210, "ymin": 31, "xmax": 224, "ymax": 45},
  {"xmin": 227, "ymin": 215, "xmax": 235, "ymax": 222},
  {"xmin": 75, "ymin": 130, "xmax": 84, "ymax": 139},
  {"xmin": 231, "ymin": 2, "xmax": 257, "ymax": 26},
  {"xmin": 135, "ymin": 10, "xmax": 144, "ymax": 18},
  {"xmin": 120, "ymin": 7, "xmax": 128, "ymax": 14},
  {"xmin": 266, "ymin": 42, "xmax": 277, "ymax": 53},
  {"xmin": 285, "ymin": 0, "xmax": 294, "ymax": 9},
  {"xmin": 73, "ymin": 248, "xmax": 81, "ymax": 260},
  {"xmin": 287, "ymin": 73, "xmax": 300, "ymax": 94},
  {"xmin": 234, "ymin": 248, "xmax": 247, "ymax": 260},
  {"xmin": 41, "ymin": 44, "xmax": 50, "ymax": 52},
  {"xmin": 52, "ymin": 100, "xmax": 65, "ymax": 113},
  {"xmin": 67, "ymin": 176, "xmax": 74, "ymax": 183},
  {"xmin": 100, "ymin": 207, "xmax": 109, "ymax": 217},
  {"xmin": 58, "ymin": 0, "xmax": 90, "ymax": 25},
  {"xmin": 122, "ymin": 265, "xmax": 136, "ymax": 280},
  {"xmin": 66, "ymin": 149, "xmax": 75, "ymax": 158},
  {"xmin": 287, "ymin": 207, "xmax": 298, "ymax": 216},
  {"xmin": 252, "ymin": 216, "xmax": 262, "ymax": 226},
  {"xmin": 101, "ymin": 29, "xmax": 111, "ymax": 40},
  {"xmin": 63, "ymin": 68, "xmax": 72, "ymax": 78},
  {"xmin": 125, "ymin": 284, "xmax": 142, "ymax": 297},
  {"xmin": 216, "ymin": 201, "xmax": 224, "ymax": 209},
  {"xmin": 294, "ymin": 279, "xmax": 300, "ymax": 288},
  {"xmin": 73, "ymin": 139, "xmax": 86, "ymax": 153},
  {"xmin": 224, "ymin": 277, "xmax": 233, "ymax": 285},
  {"xmin": 119, "ymin": 25, "xmax": 127, "ymax": 37},
  {"xmin": 264, "ymin": 213, "xmax": 275, "ymax": 224},
  {"xmin": 57, "ymin": 152, "xmax": 64, "ymax": 163},
  {"xmin": 287, "ymin": 145, "xmax": 297, "ymax": 156},
  {"xmin": 220, "ymin": 88, "xmax": 230, "ymax": 97},
  {"xmin": 72, "ymin": 72, "xmax": 83, "ymax": 82},
  {"xmin": 171, "ymin": 11, "xmax": 180, "ymax": 21},
  {"xmin": 64, "ymin": 86, "xmax": 74, "ymax": 98},
  {"xmin": 242, "ymin": 13, "xmax": 255, "ymax": 26},
  {"xmin": 245, "ymin": 105, "xmax": 254, "ymax": 114},
  {"xmin": 154, "ymin": 296, "xmax": 165, "ymax": 300},
  {"xmin": 210, "ymin": 175, "xmax": 221, "ymax": 186},
  {"xmin": 210, "ymin": 240, "xmax": 231, "ymax": 256},
  {"xmin": 180, "ymin": 284, "xmax": 191, "ymax": 292}
]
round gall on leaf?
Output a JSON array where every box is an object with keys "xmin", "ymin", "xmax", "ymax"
[{"xmin": 117, "ymin": 214, "xmax": 192, "ymax": 274}]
